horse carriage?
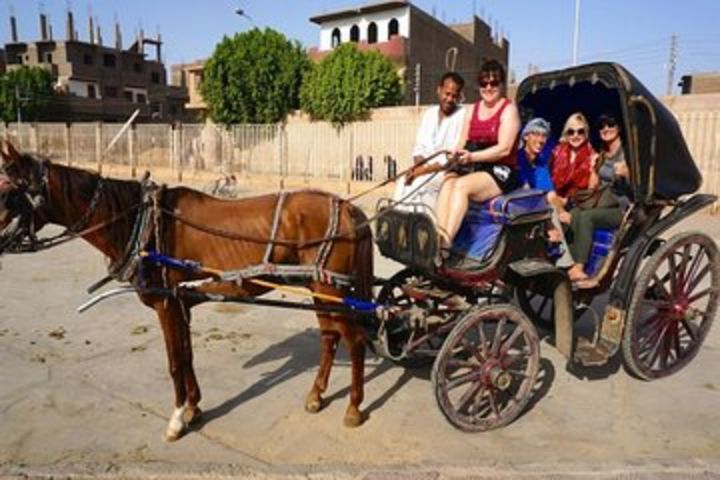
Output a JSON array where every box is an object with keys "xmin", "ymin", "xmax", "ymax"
[
  {"xmin": 0, "ymin": 63, "xmax": 717, "ymax": 438},
  {"xmin": 372, "ymin": 62, "xmax": 719, "ymax": 431}
]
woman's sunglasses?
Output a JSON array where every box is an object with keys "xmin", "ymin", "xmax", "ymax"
[
  {"xmin": 599, "ymin": 121, "xmax": 619, "ymax": 130},
  {"xmin": 479, "ymin": 79, "xmax": 500, "ymax": 88},
  {"xmin": 565, "ymin": 128, "xmax": 586, "ymax": 136}
]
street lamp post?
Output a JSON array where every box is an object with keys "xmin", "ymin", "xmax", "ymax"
[{"xmin": 572, "ymin": 0, "xmax": 581, "ymax": 66}]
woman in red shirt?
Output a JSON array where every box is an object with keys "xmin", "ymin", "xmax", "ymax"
[
  {"xmin": 435, "ymin": 60, "xmax": 521, "ymax": 249},
  {"xmin": 548, "ymin": 112, "xmax": 596, "ymax": 216}
]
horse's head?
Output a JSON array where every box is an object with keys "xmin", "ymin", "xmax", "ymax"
[{"xmin": 0, "ymin": 141, "xmax": 51, "ymax": 253}]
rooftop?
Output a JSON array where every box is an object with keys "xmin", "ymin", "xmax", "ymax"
[{"xmin": 310, "ymin": 0, "xmax": 410, "ymax": 24}]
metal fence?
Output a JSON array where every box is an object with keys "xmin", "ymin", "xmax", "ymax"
[{"xmin": 0, "ymin": 120, "xmax": 414, "ymax": 184}]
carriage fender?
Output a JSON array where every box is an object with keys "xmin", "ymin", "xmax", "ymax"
[
  {"xmin": 507, "ymin": 259, "xmax": 574, "ymax": 360},
  {"xmin": 610, "ymin": 193, "xmax": 717, "ymax": 308}
]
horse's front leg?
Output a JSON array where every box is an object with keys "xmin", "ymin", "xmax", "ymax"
[
  {"xmin": 155, "ymin": 298, "xmax": 202, "ymax": 441},
  {"xmin": 305, "ymin": 322, "xmax": 340, "ymax": 413}
]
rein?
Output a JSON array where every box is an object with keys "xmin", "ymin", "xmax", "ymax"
[
  {"xmin": 160, "ymin": 149, "xmax": 454, "ymax": 248},
  {"xmin": 345, "ymin": 149, "xmax": 449, "ymax": 202},
  {"xmin": 2, "ymin": 149, "xmax": 453, "ymax": 256}
]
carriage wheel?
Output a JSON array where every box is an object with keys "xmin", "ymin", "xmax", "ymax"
[
  {"xmin": 375, "ymin": 268, "xmax": 455, "ymax": 368},
  {"xmin": 622, "ymin": 232, "xmax": 720, "ymax": 380},
  {"xmin": 431, "ymin": 304, "xmax": 540, "ymax": 432},
  {"xmin": 515, "ymin": 287, "xmax": 554, "ymax": 327}
]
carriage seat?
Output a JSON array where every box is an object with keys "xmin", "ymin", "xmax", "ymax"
[
  {"xmin": 452, "ymin": 189, "xmax": 551, "ymax": 261},
  {"xmin": 375, "ymin": 189, "xmax": 550, "ymax": 271}
]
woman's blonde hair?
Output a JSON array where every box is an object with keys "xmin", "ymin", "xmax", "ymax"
[{"xmin": 562, "ymin": 112, "xmax": 589, "ymax": 137}]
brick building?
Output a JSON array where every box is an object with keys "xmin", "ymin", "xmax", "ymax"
[
  {"xmin": 308, "ymin": 0, "xmax": 509, "ymax": 105},
  {"xmin": 4, "ymin": 11, "xmax": 188, "ymax": 122}
]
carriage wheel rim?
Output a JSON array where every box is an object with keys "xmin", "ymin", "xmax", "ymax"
[
  {"xmin": 629, "ymin": 234, "xmax": 719, "ymax": 378},
  {"xmin": 434, "ymin": 305, "xmax": 539, "ymax": 431}
]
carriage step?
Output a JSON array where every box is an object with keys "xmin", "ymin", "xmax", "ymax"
[{"xmin": 573, "ymin": 337, "xmax": 614, "ymax": 367}]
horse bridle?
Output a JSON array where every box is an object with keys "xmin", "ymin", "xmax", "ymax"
[{"xmin": 0, "ymin": 156, "xmax": 105, "ymax": 254}]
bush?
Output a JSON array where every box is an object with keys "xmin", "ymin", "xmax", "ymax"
[
  {"xmin": 300, "ymin": 44, "xmax": 403, "ymax": 126},
  {"xmin": 0, "ymin": 67, "xmax": 55, "ymax": 123},
  {"xmin": 201, "ymin": 28, "xmax": 311, "ymax": 124}
]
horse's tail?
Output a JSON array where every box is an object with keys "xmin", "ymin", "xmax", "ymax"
[{"xmin": 349, "ymin": 203, "xmax": 374, "ymax": 301}]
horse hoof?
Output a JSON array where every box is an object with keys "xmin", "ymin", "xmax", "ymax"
[
  {"xmin": 343, "ymin": 409, "xmax": 364, "ymax": 428},
  {"xmin": 164, "ymin": 427, "xmax": 184, "ymax": 442},
  {"xmin": 305, "ymin": 396, "xmax": 323, "ymax": 414},
  {"xmin": 183, "ymin": 406, "xmax": 203, "ymax": 425}
]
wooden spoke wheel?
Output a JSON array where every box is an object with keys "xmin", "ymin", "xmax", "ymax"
[
  {"xmin": 516, "ymin": 286, "xmax": 554, "ymax": 327},
  {"xmin": 432, "ymin": 304, "xmax": 540, "ymax": 432},
  {"xmin": 375, "ymin": 268, "xmax": 457, "ymax": 368},
  {"xmin": 622, "ymin": 232, "xmax": 720, "ymax": 380}
]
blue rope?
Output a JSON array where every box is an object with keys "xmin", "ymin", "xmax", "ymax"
[
  {"xmin": 143, "ymin": 250, "xmax": 379, "ymax": 313},
  {"xmin": 143, "ymin": 250, "xmax": 202, "ymax": 272}
]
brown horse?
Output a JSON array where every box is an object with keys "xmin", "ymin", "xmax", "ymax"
[{"xmin": 0, "ymin": 141, "xmax": 373, "ymax": 441}]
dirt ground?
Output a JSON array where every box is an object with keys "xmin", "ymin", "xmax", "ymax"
[{"xmin": 1, "ymin": 211, "xmax": 719, "ymax": 480}]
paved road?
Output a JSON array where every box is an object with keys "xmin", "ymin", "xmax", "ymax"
[{"xmin": 1, "ymin": 213, "xmax": 719, "ymax": 479}]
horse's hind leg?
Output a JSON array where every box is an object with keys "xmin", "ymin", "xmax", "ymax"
[
  {"xmin": 339, "ymin": 320, "xmax": 366, "ymax": 427},
  {"xmin": 305, "ymin": 318, "xmax": 340, "ymax": 413},
  {"xmin": 155, "ymin": 298, "xmax": 202, "ymax": 441}
]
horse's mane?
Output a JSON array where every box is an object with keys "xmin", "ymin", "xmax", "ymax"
[{"xmin": 27, "ymin": 154, "xmax": 144, "ymax": 255}]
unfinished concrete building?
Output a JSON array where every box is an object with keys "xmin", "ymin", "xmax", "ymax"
[{"xmin": 4, "ymin": 10, "xmax": 188, "ymax": 122}]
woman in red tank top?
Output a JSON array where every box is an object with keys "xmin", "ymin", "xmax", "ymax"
[{"xmin": 435, "ymin": 60, "xmax": 521, "ymax": 250}]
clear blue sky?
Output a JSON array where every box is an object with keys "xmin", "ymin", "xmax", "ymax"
[{"xmin": 2, "ymin": 0, "xmax": 719, "ymax": 95}]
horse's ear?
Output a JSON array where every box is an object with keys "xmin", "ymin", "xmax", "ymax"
[{"xmin": 0, "ymin": 140, "xmax": 20, "ymax": 166}]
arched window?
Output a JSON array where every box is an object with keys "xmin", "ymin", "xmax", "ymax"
[
  {"xmin": 350, "ymin": 24, "xmax": 360, "ymax": 42},
  {"xmin": 388, "ymin": 18, "xmax": 399, "ymax": 38},
  {"xmin": 331, "ymin": 28, "xmax": 341, "ymax": 48},
  {"xmin": 367, "ymin": 22, "xmax": 378, "ymax": 44}
]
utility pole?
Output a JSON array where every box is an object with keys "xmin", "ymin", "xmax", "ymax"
[
  {"xmin": 15, "ymin": 86, "xmax": 29, "ymax": 124},
  {"xmin": 572, "ymin": 0, "xmax": 581, "ymax": 66},
  {"xmin": 666, "ymin": 33, "xmax": 678, "ymax": 96}
]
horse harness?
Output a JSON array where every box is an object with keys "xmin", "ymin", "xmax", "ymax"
[
  {"xmin": 178, "ymin": 191, "xmax": 353, "ymax": 290},
  {"xmin": 1, "ymin": 160, "xmax": 354, "ymax": 291}
]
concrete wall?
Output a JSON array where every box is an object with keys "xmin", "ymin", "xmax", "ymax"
[{"xmin": 2, "ymin": 93, "xmax": 717, "ymax": 205}]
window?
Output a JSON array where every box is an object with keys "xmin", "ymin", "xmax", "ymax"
[
  {"xmin": 133, "ymin": 62, "xmax": 143, "ymax": 73},
  {"xmin": 388, "ymin": 18, "xmax": 399, "ymax": 38},
  {"xmin": 331, "ymin": 28, "xmax": 341, "ymax": 48},
  {"xmin": 15, "ymin": 54, "xmax": 24, "ymax": 65},
  {"xmin": 367, "ymin": 22, "xmax": 378, "ymax": 44},
  {"xmin": 124, "ymin": 90, "xmax": 134, "ymax": 102},
  {"xmin": 104, "ymin": 86, "xmax": 118, "ymax": 98},
  {"xmin": 43, "ymin": 52, "xmax": 53, "ymax": 63},
  {"xmin": 350, "ymin": 24, "xmax": 359, "ymax": 42},
  {"xmin": 87, "ymin": 84, "xmax": 97, "ymax": 99},
  {"xmin": 151, "ymin": 72, "xmax": 161, "ymax": 84},
  {"xmin": 83, "ymin": 53, "xmax": 93, "ymax": 65},
  {"xmin": 136, "ymin": 93, "xmax": 147, "ymax": 104},
  {"xmin": 103, "ymin": 54, "xmax": 116, "ymax": 68}
]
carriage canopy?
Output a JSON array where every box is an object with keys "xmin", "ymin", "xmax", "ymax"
[{"xmin": 516, "ymin": 62, "xmax": 701, "ymax": 203}]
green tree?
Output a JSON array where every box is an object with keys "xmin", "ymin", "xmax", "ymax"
[
  {"xmin": 300, "ymin": 44, "xmax": 403, "ymax": 126},
  {"xmin": 0, "ymin": 66, "xmax": 55, "ymax": 123},
  {"xmin": 201, "ymin": 28, "xmax": 310, "ymax": 124}
]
